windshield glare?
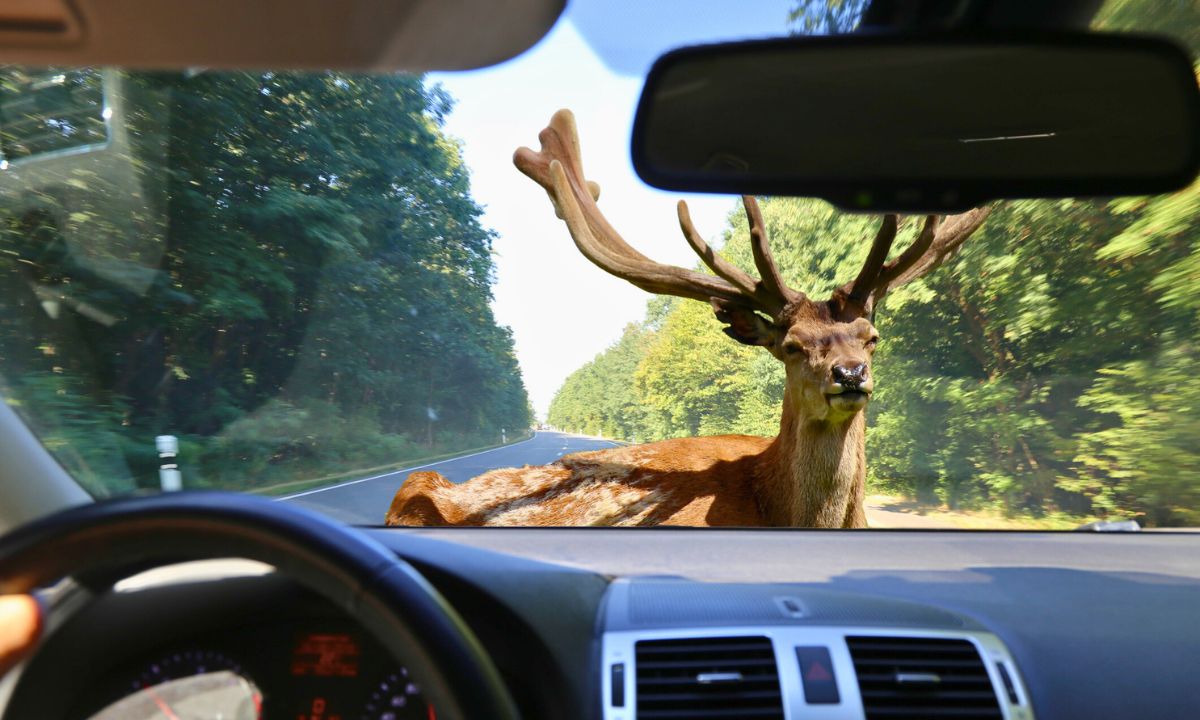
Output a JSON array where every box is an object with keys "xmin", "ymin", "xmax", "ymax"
[{"xmin": 0, "ymin": 0, "xmax": 1196, "ymax": 530}]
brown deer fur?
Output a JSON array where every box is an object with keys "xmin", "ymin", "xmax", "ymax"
[{"xmin": 386, "ymin": 110, "xmax": 991, "ymax": 528}]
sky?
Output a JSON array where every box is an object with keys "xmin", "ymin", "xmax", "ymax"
[
  {"xmin": 430, "ymin": 23, "xmax": 737, "ymax": 419},
  {"xmin": 427, "ymin": 1, "xmax": 801, "ymax": 415}
]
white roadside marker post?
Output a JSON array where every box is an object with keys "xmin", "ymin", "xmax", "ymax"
[{"xmin": 155, "ymin": 435, "xmax": 182, "ymax": 492}]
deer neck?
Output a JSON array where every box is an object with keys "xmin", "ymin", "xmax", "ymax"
[{"xmin": 755, "ymin": 389, "xmax": 867, "ymax": 528}]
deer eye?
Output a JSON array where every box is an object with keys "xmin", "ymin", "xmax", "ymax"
[
  {"xmin": 782, "ymin": 341, "xmax": 805, "ymax": 356},
  {"xmin": 865, "ymin": 336, "xmax": 880, "ymax": 350}
]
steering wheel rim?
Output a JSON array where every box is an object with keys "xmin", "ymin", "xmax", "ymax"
[{"xmin": 0, "ymin": 491, "xmax": 519, "ymax": 720}]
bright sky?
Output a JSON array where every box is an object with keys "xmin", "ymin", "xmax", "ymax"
[{"xmin": 430, "ymin": 22, "xmax": 741, "ymax": 419}]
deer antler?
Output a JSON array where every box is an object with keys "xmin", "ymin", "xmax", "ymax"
[
  {"xmin": 513, "ymin": 109, "xmax": 799, "ymax": 318},
  {"xmin": 515, "ymin": 109, "xmax": 993, "ymax": 327},
  {"xmin": 832, "ymin": 208, "xmax": 993, "ymax": 319}
]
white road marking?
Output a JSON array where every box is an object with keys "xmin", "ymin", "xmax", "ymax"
[{"xmin": 278, "ymin": 433, "xmax": 542, "ymax": 500}]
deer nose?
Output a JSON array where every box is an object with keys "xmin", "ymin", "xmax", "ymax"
[{"xmin": 832, "ymin": 363, "xmax": 868, "ymax": 389}]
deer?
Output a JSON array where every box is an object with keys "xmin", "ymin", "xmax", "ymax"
[{"xmin": 386, "ymin": 109, "xmax": 991, "ymax": 528}]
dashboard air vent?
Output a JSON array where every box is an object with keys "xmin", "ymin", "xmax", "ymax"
[
  {"xmin": 634, "ymin": 636, "xmax": 783, "ymax": 719},
  {"xmin": 847, "ymin": 636, "xmax": 1002, "ymax": 719}
]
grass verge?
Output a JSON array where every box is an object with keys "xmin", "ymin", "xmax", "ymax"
[
  {"xmin": 866, "ymin": 493, "xmax": 1090, "ymax": 530},
  {"xmin": 249, "ymin": 431, "xmax": 534, "ymax": 498}
]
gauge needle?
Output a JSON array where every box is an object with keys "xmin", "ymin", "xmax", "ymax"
[{"xmin": 146, "ymin": 688, "xmax": 181, "ymax": 720}]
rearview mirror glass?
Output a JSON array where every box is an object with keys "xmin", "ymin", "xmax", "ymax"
[{"xmin": 632, "ymin": 34, "xmax": 1200, "ymax": 212}]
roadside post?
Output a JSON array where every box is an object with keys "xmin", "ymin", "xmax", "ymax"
[
  {"xmin": 501, "ymin": 428, "xmax": 507, "ymax": 444},
  {"xmin": 155, "ymin": 435, "xmax": 182, "ymax": 492}
]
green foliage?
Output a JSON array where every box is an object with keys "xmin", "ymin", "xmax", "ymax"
[
  {"xmin": 190, "ymin": 399, "xmax": 421, "ymax": 490},
  {"xmin": 788, "ymin": 0, "xmax": 869, "ymax": 35},
  {"xmin": 1095, "ymin": 0, "xmax": 1200, "ymax": 54},
  {"xmin": 559, "ymin": 0, "xmax": 1200, "ymax": 525},
  {"xmin": 1, "ymin": 371, "xmax": 133, "ymax": 496},
  {"xmin": 547, "ymin": 184, "xmax": 1200, "ymax": 526},
  {"xmin": 548, "ymin": 324, "xmax": 654, "ymax": 441},
  {"xmin": 1072, "ymin": 340, "xmax": 1200, "ymax": 526},
  {"xmin": 787, "ymin": 0, "xmax": 1200, "ymax": 50},
  {"xmin": 0, "ymin": 68, "xmax": 531, "ymax": 495}
]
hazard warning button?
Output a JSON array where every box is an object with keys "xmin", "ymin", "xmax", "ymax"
[{"xmin": 796, "ymin": 646, "xmax": 840, "ymax": 704}]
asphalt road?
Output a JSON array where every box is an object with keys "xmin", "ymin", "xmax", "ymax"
[
  {"xmin": 282, "ymin": 429, "xmax": 951, "ymax": 528},
  {"xmin": 280, "ymin": 430, "xmax": 620, "ymax": 525}
]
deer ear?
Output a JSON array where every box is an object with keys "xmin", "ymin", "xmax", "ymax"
[{"xmin": 710, "ymin": 298, "xmax": 778, "ymax": 347}]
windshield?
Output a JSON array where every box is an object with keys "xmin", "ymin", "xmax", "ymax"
[{"xmin": 0, "ymin": 0, "xmax": 1196, "ymax": 529}]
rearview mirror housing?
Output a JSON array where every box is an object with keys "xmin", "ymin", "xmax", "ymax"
[{"xmin": 631, "ymin": 33, "xmax": 1200, "ymax": 212}]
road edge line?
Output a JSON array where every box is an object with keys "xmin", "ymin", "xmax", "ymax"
[{"xmin": 277, "ymin": 432, "xmax": 542, "ymax": 501}]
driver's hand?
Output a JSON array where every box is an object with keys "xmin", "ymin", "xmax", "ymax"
[{"xmin": 0, "ymin": 595, "xmax": 41, "ymax": 677}]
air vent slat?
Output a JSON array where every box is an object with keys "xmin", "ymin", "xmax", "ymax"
[
  {"xmin": 852, "ymin": 657, "xmax": 988, "ymax": 669},
  {"xmin": 860, "ymin": 707, "xmax": 1005, "ymax": 718},
  {"xmin": 634, "ymin": 636, "xmax": 783, "ymax": 720},
  {"xmin": 855, "ymin": 673, "xmax": 990, "ymax": 686},
  {"xmin": 637, "ymin": 673, "xmax": 780, "ymax": 687},
  {"xmin": 861, "ymin": 689, "xmax": 1001, "ymax": 701},
  {"xmin": 637, "ymin": 641, "xmax": 771, "ymax": 655},
  {"xmin": 848, "ymin": 636, "xmax": 1003, "ymax": 720},
  {"xmin": 638, "ymin": 689, "xmax": 783, "ymax": 702},
  {"xmin": 638, "ymin": 709, "xmax": 783, "ymax": 719},
  {"xmin": 636, "ymin": 657, "xmax": 776, "ymax": 670},
  {"xmin": 859, "ymin": 672, "xmax": 988, "ymax": 681},
  {"xmin": 849, "ymin": 641, "xmax": 981, "ymax": 655}
]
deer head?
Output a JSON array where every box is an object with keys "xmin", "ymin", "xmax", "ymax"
[{"xmin": 515, "ymin": 109, "xmax": 992, "ymax": 425}]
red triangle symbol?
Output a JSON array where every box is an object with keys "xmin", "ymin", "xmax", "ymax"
[{"xmin": 806, "ymin": 660, "xmax": 833, "ymax": 682}]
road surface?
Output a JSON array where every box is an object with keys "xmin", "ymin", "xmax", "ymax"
[
  {"xmin": 283, "ymin": 430, "xmax": 953, "ymax": 528},
  {"xmin": 281, "ymin": 430, "xmax": 620, "ymax": 524}
]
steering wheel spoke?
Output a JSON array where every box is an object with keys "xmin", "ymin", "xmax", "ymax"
[{"xmin": 0, "ymin": 491, "xmax": 518, "ymax": 720}]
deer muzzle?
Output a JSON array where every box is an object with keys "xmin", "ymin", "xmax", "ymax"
[{"xmin": 826, "ymin": 363, "xmax": 872, "ymax": 412}]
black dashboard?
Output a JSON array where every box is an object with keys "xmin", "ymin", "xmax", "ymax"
[
  {"xmin": 12, "ymin": 575, "xmax": 434, "ymax": 720},
  {"xmin": 5, "ymin": 527, "xmax": 1199, "ymax": 719}
]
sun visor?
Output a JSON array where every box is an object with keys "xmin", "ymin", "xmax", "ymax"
[{"xmin": 0, "ymin": 0, "xmax": 565, "ymax": 71}]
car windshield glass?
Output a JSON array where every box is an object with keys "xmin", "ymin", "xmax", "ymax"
[{"xmin": 0, "ymin": 0, "xmax": 1195, "ymax": 529}]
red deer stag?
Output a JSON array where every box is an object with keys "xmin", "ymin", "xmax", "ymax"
[{"xmin": 387, "ymin": 109, "xmax": 991, "ymax": 528}]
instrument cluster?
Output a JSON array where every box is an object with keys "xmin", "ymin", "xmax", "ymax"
[{"xmin": 75, "ymin": 621, "xmax": 433, "ymax": 720}]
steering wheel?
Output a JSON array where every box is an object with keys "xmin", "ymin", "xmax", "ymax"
[{"xmin": 0, "ymin": 491, "xmax": 519, "ymax": 720}]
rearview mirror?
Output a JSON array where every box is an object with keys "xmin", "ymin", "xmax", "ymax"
[{"xmin": 632, "ymin": 33, "xmax": 1200, "ymax": 212}]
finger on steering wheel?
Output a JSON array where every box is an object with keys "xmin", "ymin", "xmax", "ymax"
[{"xmin": 0, "ymin": 595, "xmax": 41, "ymax": 677}]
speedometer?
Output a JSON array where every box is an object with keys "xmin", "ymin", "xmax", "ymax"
[
  {"xmin": 133, "ymin": 649, "xmax": 249, "ymax": 691},
  {"xmin": 360, "ymin": 667, "xmax": 433, "ymax": 719},
  {"xmin": 86, "ymin": 649, "xmax": 262, "ymax": 720}
]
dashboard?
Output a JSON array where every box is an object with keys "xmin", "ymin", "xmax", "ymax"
[
  {"xmin": 3, "ymin": 527, "xmax": 1198, "ymax": 719},
  {"xmin": 80, "ymin": 620, "xmax": 426, "ymax": 720},
  {"xmin": 8, "ymin": 575, "xmax": 433, "ymax": 720}
]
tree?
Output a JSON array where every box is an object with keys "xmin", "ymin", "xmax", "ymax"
[
  {"xmin": 0, "ymin": 68, "xmax": 531, "ymax": 493},
  {"xmin": 548, "ymin": 185, "xmax": 1200, "ymax": 525}
]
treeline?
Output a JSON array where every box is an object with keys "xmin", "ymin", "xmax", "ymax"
[
  {"xmin": 0, "ymin": 69, "xmax": 531, "ymax": 496},
  {"xmin": 549, "ymin": 0, "xmax": 1200, "ymax": 528},
  {"xmin": 548, "ymin": 188, "xmax": 1200, "ymax": 527}
]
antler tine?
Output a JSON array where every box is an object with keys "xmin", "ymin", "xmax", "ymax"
[
  {"xmin": 882, "ymin": 206, "xmax": 993, "ymax": 292},
  {"xmin": 677, "ymin": 201, "xmax": 759, "ymax": 297},
  {"xmin": 843, "ymin": 214, "xmax": 899, "ymax": 310},
  {"xmin": 515, "ymin": 109, "xmax": 790, "ymax": 316},
  {"xmin": 743, "ymin": 196, "xmax": 798, "ymax": 308},
  {"xmin": 546, "ymin": 160, "xmax": 747, "ymax": 305},
  {"xmin": 875, "ymin": 215, "xmax": 938, "ymax": 290},
  {"xmin": 833, "ymin": 206, "xmax": 994, "ymax": 317},
  {"xmin": 514, "ymin": 111, "xmax": 646, "ymax": 264}
]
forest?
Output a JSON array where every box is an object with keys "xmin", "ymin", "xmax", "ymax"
[
  {"xmin": 548, "ymin": 0, "xmax": 1200, "ymax": 528},
  {"xmin": 0, "ymin": 69, "xmax": 532, "ymax": 496}
]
